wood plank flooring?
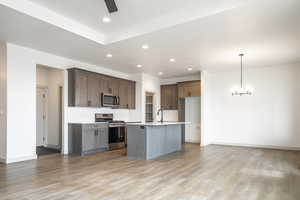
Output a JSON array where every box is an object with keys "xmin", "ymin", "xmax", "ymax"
[{"xmin": 0, "ymin": 144, "xmax": 300, "ymax": 200}]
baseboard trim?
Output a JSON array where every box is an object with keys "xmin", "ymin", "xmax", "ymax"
[
  {"xmin": 185, "ymin": 139, "xmax": 200, "ymax": 144},
  {"xmin": 211, "ymin": 142, "xmax": 300, "ymax": 151},
  {"xmin": 45, "ymin": 144, "xmax": 61, "ymax": 150},
  {"xmin": 6, "ymin": 155, "xmax": 37, "ymax": 164}
]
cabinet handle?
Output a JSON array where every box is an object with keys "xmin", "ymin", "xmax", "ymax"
[{"xmin": 88, "ymin": 100, "xmax": 91, "ymax": 106}]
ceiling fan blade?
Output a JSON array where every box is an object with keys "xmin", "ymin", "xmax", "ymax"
[{"xmin": 104, "ymin": 0, "xmax": 118, "ymax": 13}]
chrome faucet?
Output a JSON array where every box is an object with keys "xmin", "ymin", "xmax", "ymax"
[{"xmin": 157, "ymin": 108, "xmax": 164, "ymax": 123}]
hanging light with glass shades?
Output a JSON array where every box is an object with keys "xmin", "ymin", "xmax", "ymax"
[{"xmin": 230, "ymin": 54, "xmax": 254, "ymax": 96}]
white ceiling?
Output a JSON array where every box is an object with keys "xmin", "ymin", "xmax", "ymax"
[
  {"xmin": 0, "ymin": 0, "xmax": 300, "ymax": 78},
  {"xmin": 27, "ymin": 0, "xmax": 254, "ymax": 43}
]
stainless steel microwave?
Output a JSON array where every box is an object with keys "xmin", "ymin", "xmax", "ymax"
[{"xmin": 101, "ymin": 93, "xmax": 119, "ymax": 107}]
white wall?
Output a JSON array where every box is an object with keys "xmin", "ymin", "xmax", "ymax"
[
  {"xmin": 202, "ymin": 64, "xmax": 300, "ymax": 149},
  {"xmin": 6, "ymin": 43, "xmax": 37, "ymax": 163},
  {"xmin": 4, "ymin": 43, "xmax": 142, "ymax": 163},
  {"xmin": 0, "ymin": 42, "xmax": 7, "ymax": 162}
]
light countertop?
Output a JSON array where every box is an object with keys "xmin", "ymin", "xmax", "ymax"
[
  {"xmin": 69, "ymin": 122, "xmax": 108, "ymax": 124},
  {"xmin": 126, "ymin": 122, "xmax": 191, "ymax": 126}
]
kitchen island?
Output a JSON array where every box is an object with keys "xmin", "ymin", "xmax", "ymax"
[{"xmin": 127, "ymin": 122, "xmax": 189, "ymax": 160}]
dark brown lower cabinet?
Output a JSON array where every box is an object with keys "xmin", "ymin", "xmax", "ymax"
[{"xmin": 68, "ymin": 123, "xmax": 109, "ymax": 155}]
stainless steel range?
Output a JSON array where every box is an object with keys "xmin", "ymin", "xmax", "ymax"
[{"xmin": 95, "ymin": 114, "xmax": 126, "ymax": 150}]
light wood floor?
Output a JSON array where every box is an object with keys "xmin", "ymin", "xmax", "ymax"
[{"xmin": 0, "ymin": 144, "xmax": 300, "ymax": 200}]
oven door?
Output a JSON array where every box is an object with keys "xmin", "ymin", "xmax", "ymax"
[
  {"xmin": 109, "ymin": 126, "xmax": 126, "ymax": 150},
  {"xmin": 102, "ymin": 93, "xmax": 119, "ymax": 107}
]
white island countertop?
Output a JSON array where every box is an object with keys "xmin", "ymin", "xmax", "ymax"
[{"xmin": 126, "ymin": 122, "xmax": 191, "ymax": 126}]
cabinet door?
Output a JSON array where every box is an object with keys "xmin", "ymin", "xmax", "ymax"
[
  {"xmin": 160, "ymin": 85, "xmax": 167, "ymax": 109},
  {"xmin": 161, "ymin": 84, "xmax": 178, "ymax": 110},
  {"xmin": 82, "ymin": 125, "xmax": 96, "ymax": 152},
  {"xmin": 165, "ymin": 86, "xmax": 173, "ymax": 110},
  {"xmin": 178, "ymin": 85, "xmax": 185, "ymax": 99},
  {"xmin": 170, "ymin": 84, "xmax": 178, "ymax": 109},
  {"xmin": 178, "ymin": 81, "xmax": 200, "ymax": 98},
  {"xmin": 110, "ymin": 78, "xmax": 120, "ymax": 96},
  {"xmin": 98, "ymin": 127, "xmax": 108, "ymax": 149},
  {"xmin": 87, "ymin": 73, "xmax": 101, "ymax": 107},
  {"xmin": 99, "ymin": 76, "xmax": 111, "ymax": 94},
  {"xmin": 119, "ymin": 79, "xmax": 129, "ymax": 108},
  {"xmin": 185, "ymin": 81, "xmax": 200, "ymax": 97},
  {"xmin": 128, "ymin": 81, "xmax": 136, "ymax": 109},
  {"xmin": 93, "ymin": 124, "xmax": 108, "ymax": 150},
  {"xmin": 74, "ymin": 70, "xmax": 88, "ymax": 107}
]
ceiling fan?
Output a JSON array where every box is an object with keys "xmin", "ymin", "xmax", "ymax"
[{"xmin": 104, "ymin": 0, "xmax": 118, "ymax": 13}]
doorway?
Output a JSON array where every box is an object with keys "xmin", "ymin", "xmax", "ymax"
[{"xmin": 36, "ymin": 65, "xmax": 64, "ymax": 156}]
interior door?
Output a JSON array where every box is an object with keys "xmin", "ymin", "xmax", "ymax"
[{"xmin": 36, "ymin": 87, "xmax": 47, "ymax": 146}]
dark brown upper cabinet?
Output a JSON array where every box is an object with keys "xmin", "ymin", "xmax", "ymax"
[
  {"xmin": 68, "ymin": 68, "xmax": 136, "ymax": 109},
  {"xmin": 68, "ymin": 69, "xmax": 89, "ymax": 107},
  {"xmin": 99, "ymin": 76, "xmax": 111, "ymax": 94},
  {"xmin": 127, "ymin": 81, "xmax": 136, "ymax": 109},
  {"xmin": 118, "ymin": 79, "xmax": 129, "ymax": 109},
  {"xmin": 161, "ymin": 84, "xmax": 178, "ymax": 110},
  {"xmin": 87, "ymin": 73, "xmax": 101, "ymax": 107},
  {"xmin": 118, "ymin": 79, "xmax": 136, "ymax": 109},
  {"xmin": 178, "ymin": 81, "xmax": 201, "ymax": 98}
]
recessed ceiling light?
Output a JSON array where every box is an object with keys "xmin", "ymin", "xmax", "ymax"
[
  {"xmin": 142, "ymin": 44, "xmax": 149, "ymax": 49},
  {"xmin": 158, "ymin": 72, "xmax": 163, "ymax": 75},
  {"xmin": 188, "ymin": 67, "xmax": 193, "ymax": 71},
  {"xmin": 102, "ymin": 17, "xmax": 111, "ymax": 23},
  {"xmin": 137, "ymin": 64, "xmax": 142, "ymax": 68},
  {"xmin": 169, "ymin": 58, "xmax": 175, "ymax": 62},
  {"xmin": 106, "ymin": 53, "xmax": 112, "ymax": 58}
]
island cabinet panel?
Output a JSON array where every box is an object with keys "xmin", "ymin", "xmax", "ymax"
[
  {"xmin": 127, "ymin": 124, "xmax": 182, "ymax": 160},
  {"xmin": 161, "ymin": 84, "xmax": 178, "ymax": 110},
  {"xmin": 178, "ymin": 81, "xmax": 201, "ymax": 98},
  {"xmin": 146, "ymin": 126, "xmax": 166, "ymax": 159},
  {"xmin": 68, "ymin": 68, "xmax": 136, "ymax": 109},
  {"xmin": 126, "ymin": 126, "xmax": 147, "ymax": 159},
  {"xmin": 68, "ymin": 123, "xmax": 109, "ymax": 155}
]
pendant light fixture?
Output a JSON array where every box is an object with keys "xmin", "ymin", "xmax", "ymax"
[{"xmin": 230, "ymin": 54, "xmax": 254, "ymax": 96}]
